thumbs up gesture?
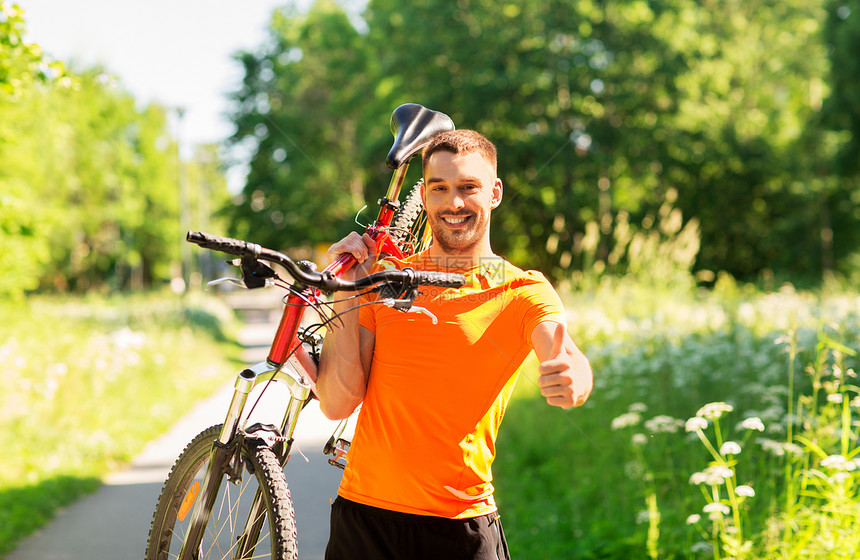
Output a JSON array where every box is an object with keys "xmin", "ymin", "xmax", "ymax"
[{"xmin": 535, "ymin": 322, "xmax": 593, "ymax": 409}]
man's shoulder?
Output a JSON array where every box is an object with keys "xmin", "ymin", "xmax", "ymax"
[{"xmin": 494, "ymin": 259, "xmax": 553, "ymax": 287}]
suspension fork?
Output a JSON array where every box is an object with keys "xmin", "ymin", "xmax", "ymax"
[
  {"xmin": 177, "ymin": 365, "xmax": 260, "ymax": 560},
  {"xmin": 233, "ymin": 394, "xmax": 307, "ymax": 559},
  {"xmin": 179, "ymin": 361, "xmax": 312, "ymax": 560}
]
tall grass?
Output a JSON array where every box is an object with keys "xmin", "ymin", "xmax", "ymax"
[
  {"xmin": 497, "ymin": 279, "xmax": 859, "ymax": 559},
  {"xmin": 495, "ymin": 203, "xmax": 860, "ymax": 559},
  {"xmin": 0, "ymin": 292, "xmax": 240, "ymax": 556}
]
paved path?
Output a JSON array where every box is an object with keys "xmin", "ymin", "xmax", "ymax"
[{"xmin": 6, "ymin": 292, "xmax": 345, "ymax": 560}]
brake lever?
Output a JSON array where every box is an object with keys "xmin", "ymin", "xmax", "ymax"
[
  {"xmin": 382, "ymin": 299, "xmax": 438, "ymax": 324},
  {"xmin": 208, "ymin": 277, "xmax": 247, "ymax": 289},
  {"xmin": 207, "ymin": 276, "xmax": 275, "ymax": 289}
]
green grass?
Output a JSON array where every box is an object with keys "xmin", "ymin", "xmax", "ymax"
[
  {"xmin": 5, "ymin": 276, "xmax": 859, "ymax": 559},
  {"xmin": 0, "ymin": 291, "xmax": 241, "ymax": 556},
  {"xmin": 495, "ymin": 278, "xmax": 860, "ymax": 559}
]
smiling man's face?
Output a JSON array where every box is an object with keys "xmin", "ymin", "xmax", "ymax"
[{"xmin": 421, "ymin": 150, "xmax": 502, "ymax": 259}]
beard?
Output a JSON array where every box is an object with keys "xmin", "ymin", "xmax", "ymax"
[{"xmin": 427, "ymin": 210, "xmax": 490, "ymax": 256}]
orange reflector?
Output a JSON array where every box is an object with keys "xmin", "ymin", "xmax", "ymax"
[{"xmin": 178, "ymin": 480, "xmax": 201, "ymax": 521}]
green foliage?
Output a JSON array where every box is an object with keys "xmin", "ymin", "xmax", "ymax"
[
  {"xmin": 0, "ymin": 2, "xmax": 50, "ymax": 97},
  {"xmin": 0, "ymin": 3, "xmax": 233, "ymax": 296},
  {"xmin": 225, "ymin": 0, "xmax": 860, "ymax": 284},
  {"xmin": 226, "ymin": 0, "xmax": 377, "ymax": 248},
  {"xmin": 823, "ymin": 0, "xmax": 860, "ymax": 177},
  {"xmin": 0, "ymin": 292, "xmax": 239, "ymax": 555},
  {"xmin": 495, "ymin": 278, "xmax": 860, "ymax": 558},
  {"xmin": 0, "ymin": 69, "xmax": 230, "ymax": 295},
  {"xmin": 0, "ymin": 2, "xmax": 53, "ymax": 298}
]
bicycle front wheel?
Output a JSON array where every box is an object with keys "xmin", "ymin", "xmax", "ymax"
[{"xmin": 145, "ymin": 425, "xmax": 298, "ymax": 560}]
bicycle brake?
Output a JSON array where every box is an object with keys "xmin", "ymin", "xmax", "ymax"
[
  {"xmin": 241, "ymin": 256, "xmax": 277, "ymax": 289},
  {"xmin": 381, "ymin": 298, "xmax": 438, "ymax": 324}
]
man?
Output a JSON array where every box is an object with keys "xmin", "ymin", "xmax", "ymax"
[{"xmin": 316, "ymin": 129, "xmax": 593, "ymax": 559}]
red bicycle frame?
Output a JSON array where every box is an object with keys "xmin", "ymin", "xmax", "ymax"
[{"xmin": 265, "ymin": 102, "xmax": 454, "ymax": 366}]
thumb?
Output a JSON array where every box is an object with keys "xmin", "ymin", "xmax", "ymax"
[{"xmin": 550, "ymin": 322, "xmax": 565, "ymax": 358}]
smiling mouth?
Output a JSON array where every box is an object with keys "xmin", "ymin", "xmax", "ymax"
[{"xmin": 442, "ymin": 215, "xmax": 472, "ymax": 227}]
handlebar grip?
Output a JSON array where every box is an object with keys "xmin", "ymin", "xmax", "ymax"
[
  {"xmin": 186, "ymin": 231, "xmax": 263, "ymax": 257},
  {"xmin": 411, "ymin": 270, "xmax": 467, "ymax": 288}
]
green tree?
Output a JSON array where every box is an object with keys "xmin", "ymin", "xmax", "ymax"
[
  {"xmin": 0, "ymin": 2, "xmax": 55, "ymax": 298},
  {"xmin": 820, "ymin": 0, "xmax": 860, "ymax": 278},
  {"xmin": 225, "ymin": 0, "xmax": 860, "ymax": 282},
  {"xmin": 2, "ymin": 66, "xmax": 191, "ymax": 292},
  {"xmin": 226, "ymin": 0, "xmax": 376, "ymax": 250}
]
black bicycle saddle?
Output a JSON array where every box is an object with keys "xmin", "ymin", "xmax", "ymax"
[{"xmin": 385, "ymin": 103, "xmax": 455, "ymax": 169}]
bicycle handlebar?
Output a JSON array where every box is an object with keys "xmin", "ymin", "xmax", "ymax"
[{"xmin": 187, "ymin": 231, "xmax": 466, "ymax": 291}]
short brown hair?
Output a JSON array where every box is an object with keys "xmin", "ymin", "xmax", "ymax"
[{"xmin": 422, "ymin": 129, "xmax": 497, "ymax": 176}]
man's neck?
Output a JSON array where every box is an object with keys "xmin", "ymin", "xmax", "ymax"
[{"xmin": 426, "ymin": 242, "xmax": 497, "ymax": 269}]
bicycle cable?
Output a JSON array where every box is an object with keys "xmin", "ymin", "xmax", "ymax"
[{"xmin": 241, "ymin": 283, "xmax": 409, "ymax": 430}]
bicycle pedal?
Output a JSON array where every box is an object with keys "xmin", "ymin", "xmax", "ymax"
[{"xmin": 324, "ymin": 437, "xmax": 351, "ymax": 469}]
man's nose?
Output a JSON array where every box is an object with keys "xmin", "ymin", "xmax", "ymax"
[{"xmin": 447, "ymin": 191, "xmax": 465, "ymax": 210}]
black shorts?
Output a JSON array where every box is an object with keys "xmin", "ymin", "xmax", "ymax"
[{"xmin": 325, "ymin": 496, "xmax": 512, "ymax": 560}]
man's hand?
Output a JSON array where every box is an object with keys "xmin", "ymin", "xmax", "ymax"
[
  {"xmin": 325, "ymin": 232, "xmax": 376, "ymax": 281},
  {"xmin": 533, "ymin": 321, "xmax": 593, "ymax": 409}
]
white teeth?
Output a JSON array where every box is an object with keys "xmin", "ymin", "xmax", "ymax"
[{"xmin": 444, "ymin": 217, "xmax": 467, "ymax": 224}]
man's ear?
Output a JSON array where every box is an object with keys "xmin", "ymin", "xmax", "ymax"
[{"xmin": 491, "ymin": 178, "xmax": 503, "ymax": 209}]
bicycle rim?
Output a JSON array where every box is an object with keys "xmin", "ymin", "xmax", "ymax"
[{"xmin": 145, "ymin": 425, "xmax": 298, "ymax": 560}]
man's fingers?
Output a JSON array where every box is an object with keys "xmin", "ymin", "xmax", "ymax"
[
  {"xmin": 537, "ymin": 370, "xmax": 572, "ymax": 388},
  {"xmin": 326, "ymin": 232, "xmax": 375, "ymax": 264}
]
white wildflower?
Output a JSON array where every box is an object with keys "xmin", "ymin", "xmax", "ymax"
[
  {"xmin": 111, "ymin": 327, "xmax": 146, "ymax": 350},
  {"xmin": 704, "ymin": 465, "xmax": 734, "ymax": 484},
  {"xmin": 703, "ymin": 502, "xmax": 731, "ymax": 516},
  {"xmin": 827, "ymin": 393, "xmax": 844, "ymax": 404},
  {"xmin": 830, "ymin": 472, "xmax": 851, "ymax": 484},
  {"xmin": 625, "ymin": 461, "xmax": 645, "ymax": 480},
  {"xmin": 645, "ymin": 415, "xmax": 684, "ymax": 434},
  {"xmin": 720, "ymin": 441, "xmax": 742, "ymax": 456},
  {"xmin": 636, "ymin": 510, "xmax": 652, "ymax": 524},
  {"xmin": 759, "ymin": 438, "xmax": 785, "ymax": 456},
  {"xmin": 686, "ymin": 514, "xmax": 701, "ymax": 524},
  {"xmin": 686, "ymin": 417, "xmax": 709, "ymax": 432},
  {"xmin": 689, "ymin": 472, "xmax": 708, "ymax": 485},
  {"xmin": 735, "ymin": 485, "xmax": 755, "ymax": 498},
  {"xmin": 692, "ymin": 466, "xmax": 733, "ymax": 486},
  {"xmin": 820, "ymin": 455, "xmax": 853, "ymax": 471},
  {"xmin": 697, "ymin": 402, "xmax": 734, "ymax": 421},
  {"xmin": 611, "ymin": 412, "xmax": 641, "ymax": 430},
  {"xmin": 631, "ymin": 433, "xmax": 648, "ymax": 446},
  {"xmin": 739, "ymin": 417, "xmax": 765, "ymax": 432},
  {"xmin": 628, "ymin": 402, "xmax": 648, "ymax": 413},
  {"xmin": 783, "ymin": 443, "xmax": 804, "ymax": 457}
]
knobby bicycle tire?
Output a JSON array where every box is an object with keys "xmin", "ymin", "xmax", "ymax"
[
  {"xmin": 145, "ymin": 424, "xmax": 298, "ymax": 560},
  {"xmin": 390, "ymin": 182, "xmax": 428, "ymax": 256}
]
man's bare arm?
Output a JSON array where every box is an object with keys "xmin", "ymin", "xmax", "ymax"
[{"xmin": 316, "ymin": 232, "xmax": 377, "ymax": 420}]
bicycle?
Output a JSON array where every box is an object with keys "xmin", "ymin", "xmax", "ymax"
[{"xmin": 145, "ymin": 104, "xmax": 462, "ymax": 560}]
